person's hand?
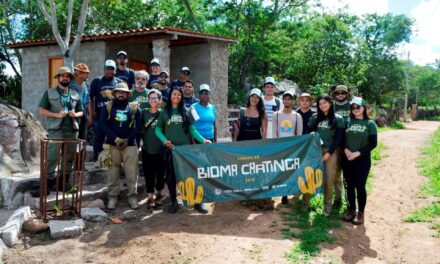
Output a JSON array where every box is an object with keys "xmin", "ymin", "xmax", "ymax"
[
  {"xmin": 348, "ymin": 151, "xmax": 361, "ymax": 161},
  {"xmin": 114, "ymin": 137, "xmax": 125, "ymax": 146},
  {"xmin": 117, "ymin": 139, "xmax": 128, "ymax": 150},
  {"xmin": 164, "ymin": 140, "xmax": 174, "ymax": 149},
  {"xmin": 68, "ymin": 110, "xmax": 76, "ymax": 118},
  {"xmin": 58, "ymin": 110, "xmax": 67, "ymax": 119},
  {"xmin": 322, "ymin": 152, "xmax": 331, "ymax": 162},
  {"xmin": 344, "ymin": 148, "xmax": 352, "ymax": 159},
  {"xmin": 203, "ymin": 139, "xmax": 212, "ymax": 144}
]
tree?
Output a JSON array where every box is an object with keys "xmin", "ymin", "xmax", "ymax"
[{"xmin": 36, "ymin": 0, "xmax": 89, "ymax": 69}]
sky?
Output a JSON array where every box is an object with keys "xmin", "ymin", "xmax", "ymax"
[{"xmin": 319, "ymin": 0, "xmax": 440, "ymax": 66}]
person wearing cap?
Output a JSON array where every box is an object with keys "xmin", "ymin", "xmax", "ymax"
[
  {"xmin": 233, "ymin": 88, "xmax": 268, "ymax": 141},
  {"xmin": 170, "ymin": 66, "xmax": 191, "ymax": 91},
  {"xmin": 308, "ymin": 95, "xmax": 345, "ymax": 216},
  {"xmin": 129, "ymin": 70, "xmax": 150, "ymax": 110},
  {"xmin": 140, "ymin": 89, "xmax": 164, "ymax": 209},
  {"xmin": 182, "ymin": 80, "xmax": 199, "ymax": 108},
  {"xmin": 262, "ymin": 77, "xmax": 283, "ymax": 139},
  {"xmin": 190, "ymin": 84, "xmax": 217, "ymax": 143},
  {"xmin": 152, "ymin": 70, "xmax": 171, "ymax": 108},
  {"xmin": 115, "ymin": 50, "xmax": 135, "ymax": 88},
  {"xmin": 69, "ymin": 63, "xmax": 91, "ymax": 140},
  {"xmin": 272, "ymin": 90, "xmax": 303, "ymax": 205},
  {"xmin": 147, "ymin": 58, "xmax": 161, "ymax": 89},
  {"xmin": 37, "ymin": 66, "xmax": 83, "ymax": 194},
  {"xmin": 155, "ymin": 88, "xmax": 212, "ymax": 213},
  {"xmin": 341, "ymin": 97, "xmax": 377, "ymax": 225},
  {"xmin": 332, "ymin": 85, "xmax": 352, "ymax": 122},
  {"xmin": 90, "ymin": 59, "xmax": 122, "ymax": 161},
  {"xmin": 100, "ymin": 83, "xmax": 142, "ymax": 210},
  {"xmin": 296, "ymin": 93, "xmax": 316, "ymax": 135}
]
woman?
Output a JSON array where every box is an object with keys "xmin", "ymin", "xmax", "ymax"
[
  {"xmin": 140, "ymin": 89, "xmax": 164, "ymax": 209},
  {"xmin": 308, "ymin": 95, "xmax": 345, "ymax": 216},
  {"xmin": 341, "ymin": 97, "xmax": 377, "ymax": 225},
  {"xmin": 191, "ymin": 84, "xmax": 217, "ymax": 143},
  {"xmin": 233, "ymin": 88, "xmax": 268, "ymax": 141},
  {"xmin": 155, "ymin": 88, "xmax": 211, "ymax": 214}
]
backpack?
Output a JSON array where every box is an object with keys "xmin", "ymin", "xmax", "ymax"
[
  {"xmin": 106, "ymin": 100, "xmax": 139, "ymax": 128},
  {"xmin": 274, "ymin": 97, "xmax": 281, "ymax": 111}
]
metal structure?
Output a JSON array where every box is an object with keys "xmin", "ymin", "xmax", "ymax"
[{"xmin": 39, "ymin": 138, "xmax": 86, "ymax": 221}]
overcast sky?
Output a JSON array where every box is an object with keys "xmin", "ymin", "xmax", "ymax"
[{"xmin": 319, "ymin": 0, "xmax": 440, "ymax": 66}]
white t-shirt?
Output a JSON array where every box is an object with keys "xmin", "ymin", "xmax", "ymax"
[{"xmin": 264, "ymin": 97, "xmax": 283, "ymax": 138}]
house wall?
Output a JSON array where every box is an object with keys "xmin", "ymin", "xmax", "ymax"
[
  {"xmin": 21, "ymin": 41, "xmax": 105, "ymax": 128},
  {"xmin": 105, "ymin": 43, "xmax": 153, "ymax": 70}
]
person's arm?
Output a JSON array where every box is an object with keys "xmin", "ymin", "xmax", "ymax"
[
  {"xmin": 296, "ymin": 114, "xmax": 303, "ymax": 135},
  {"xmin": 69, "ymin": 98, "xmax": 83, "ymax": 118},
  {"xmin": 99, "ymin": 105, "xmax": 117, "ymax": 144},
  {"xmin": 213, "ymin": 122, "xmax": 217, "ymax": 143},
  {"xmin": 328, "ymin": 127, "xmax": 344, "ymax": 154},
  {"xmin": 127, "ymin": 108, "xmax": 142, "ymax": 143},
  {"xmin": 39, "ymin": 108, "xmax": 66, "ymax": 119},
  {"xmin": 272, "ymin": 112, "xmax": 278, "ymax": 138},
  {"xmin": 358, "ymin": 134, "xmax": 378, "ymax": 155},
  {"xmin": 261, "ymin": 113, "xmax": 268, "ymax": 139},
  {"xmin": 189, "ymin": 124, "xmax": 210, "ymax": 144}
]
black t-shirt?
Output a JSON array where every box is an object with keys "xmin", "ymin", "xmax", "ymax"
[
  {"xmin": 170, "ymin": 79, "xmax": 186, "ymax": 91},
  {"xmin": 90, "ymin": 76, "xmax": 121, "ymax": 114},
  {"xmin": 296, "ymin": 109, "xmax": 316, "ymax": 134},
  {"xmin": 115, "ymin": 68, "xmax": 135, "ymax": 88},
  {"xmin": 147, "ymin": 74, "xmax": 160, "ymax": 89}
]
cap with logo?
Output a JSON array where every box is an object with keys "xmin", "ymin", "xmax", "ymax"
[
  {"xmin": 117, "ymin": 50, "xmax": 127, "ymax": 57},
  {"xmin": 249, "ymin": 88, "xmax": 262, "ymax": 97},
  {"xmin": 181, "ymin": 66, "xmax": 191, "ymax": 74},
  {"xmin": 350, "ymin": 97, "xmax": 365, "ymax": 106},
  {"xmin": 263, "ymin": 76, "xmax": 276, "ymax": 86},
  {"xmin": 104, "ymin": 59, "xmax": 116, "ymax": 69},
  {"xmin": 151, "ymin": 58, "xmax": 160, "ymax": 66},
  {"xmin": 199, "ymin": 84, "xmax": 210, "ymax": 93}
]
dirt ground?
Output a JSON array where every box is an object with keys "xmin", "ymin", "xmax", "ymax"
[{"xmin": 2, "ymin": 121, "xmax": 440, "ymax": 264}]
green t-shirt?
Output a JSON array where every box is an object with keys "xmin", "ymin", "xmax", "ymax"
[
  {"xmin": 140, "ymin": 108, "xmax": 162, "ymax": 154},
  {"xmin": 38, "ymin": 87, "xmax": 83, "ymax": 132},
  {"xmin": 156, "ymin": 108, "xmax": 194, "ymax": 146},
  {"xmin": 334, "ymin": 101, "xmax": 351, "ymax": 122},
  {"xmin": 308, "ymin": 113, "xmax": 345, "ymax": 149},
  {"xmin": 345, "ymin": 118, "xmax": 377, "ymax": 152},
  {"xmin": 129, "ymin": 89, "xmax": 150, "ymax": 110}
]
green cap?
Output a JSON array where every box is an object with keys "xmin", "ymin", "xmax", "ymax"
[{"xmin": 350, "ymin": 97, "xmax": 365, "ymax": 106}]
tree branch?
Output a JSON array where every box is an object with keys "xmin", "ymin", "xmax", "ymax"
[
  {"xmin": 65, "ymin": 0, "xmax": 74, "ymax": 48},
  {"xmin": 70, "ymin": 0, "xmax": 90, "ymax": 55},
  {"xmin": 36, "ymin": 0, "xmax": 67, "ymax": 51},
  {"xmin": 0, "ymin": 32, "xmax": 21, "ymax": 77},
  {"xmin": 182, "ymin": 0, "xmax": 202, "ymax": 32}
]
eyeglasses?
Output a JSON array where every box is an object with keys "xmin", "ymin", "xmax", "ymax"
[
  {"xmin": 335, "ymin": 92, "xmax": 347, "ymax": 96},
  {"xmin": 136, "ymin": 77, "xmax": 146, "ymax": 81},
  {"xmin": 159, "ymin": 75, "xmax": 167, "ymax": 78},
  {"xmin": 351, "ymin": 105, "xmax": 362, "ymax": 110},
  {"xmin": 184, "ymin": 86, "xmax": 193, "ymax": 88},
  {"xmin": 149, "ymin": 97, "xmax": 159, "ymax": 101},
  {"xmin": 181, "ymin": 72, "xmax": 190, "ymax": 75}
]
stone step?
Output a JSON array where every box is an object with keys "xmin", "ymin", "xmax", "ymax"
[{"xmin": 23, "ymin": 177, "xmax": 146, "ymax": 210}]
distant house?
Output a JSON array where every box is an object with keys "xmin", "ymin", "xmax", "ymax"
[{"xmin": 5, "ymin": 26, "xmax": 236, "ymax": 137}]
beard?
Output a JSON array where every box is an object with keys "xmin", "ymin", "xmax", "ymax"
[
  {"xmin": 59, "ymin": 80, "xmax": 70, "ymax": 87},
  {"xmin": 135, "ymin": 83, "xmax": 146, "ymax": 89}
]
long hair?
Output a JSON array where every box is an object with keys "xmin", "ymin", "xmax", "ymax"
[
  {"xmin": 314, "ymin": 95, "xmax": 336, "ymax": 130},
  {"xmin": 246, "ymin": 95, "xmax": 266, "ymax": 119},
  {"xmin": 165, "ymin": 88, "xmax": 189, "ymax": 132},
  {"xmin": 349, "ymin": 105, "xmax": 370, "ymax": 120}
]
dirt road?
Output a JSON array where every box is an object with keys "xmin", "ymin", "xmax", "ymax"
[{"xmin": 3, "ymin": 121, "xmax": 440, "ymax": 264}]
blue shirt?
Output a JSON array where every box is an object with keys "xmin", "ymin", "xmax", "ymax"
[
  {"xmin": 90, "ymin": 76, "xmax": 121, "ymax": 114},
  {"xmin": 191, "ymin": 102, "xmax": 216, "ymax": 140},
  {"xmin": 69, "ymin": 80, "xmax": 90, "ymax": 117},
  {"xmin": 147, "ymin": 74, "xmax": 159, "ymax": 89},
  {"xmin": 184, "ymin": 96, "xmax": 199, "ymax": 109},
  {"xmin": 115, "ymin": 68, "xmax": 135, "ymax": 88}
]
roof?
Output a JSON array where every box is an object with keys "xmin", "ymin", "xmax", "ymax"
[{"xmin": 4, "ymin": 26, "xmax": 237, "ymax": 48}]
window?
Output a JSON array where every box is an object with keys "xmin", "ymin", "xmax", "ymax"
[{"xmin": 48, "ymin": 57, "xmax": 64, "ymax": 88}]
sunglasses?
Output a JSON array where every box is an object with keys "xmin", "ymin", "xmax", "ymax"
[
  {"xmin": 351, "ymin": 105, "xmax": 362, "ymax": 110},
  {"xmin": 181, "ymin": 71, "xmax": 190, "ymax": 75},
  {"xmin": 335, "ymin": 92, "xmax": 347, "ymax": 96}
]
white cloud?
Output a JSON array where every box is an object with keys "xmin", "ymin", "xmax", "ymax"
[
  {"xmin": 411, "ymin": 0, "xmax": 440, "ymax": 46},
  {"xmin": 398, "ymin": 43, "xmax": 440, "ymax": 65}
]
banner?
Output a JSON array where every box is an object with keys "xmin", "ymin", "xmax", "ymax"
[{"xmin": 172, "ymin": 134, "xmax": 324, "ymax": 205}]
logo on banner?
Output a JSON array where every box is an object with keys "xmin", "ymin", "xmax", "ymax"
[
  {"xmin": 177, "ymin": 177, "xmax": 204, "ymax": 206},
  {"xmin": 298, "ymin": 166, "xmax": 323, "ymax": 194}
]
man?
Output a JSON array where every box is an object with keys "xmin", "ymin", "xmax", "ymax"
[
  {"xmin": 90, "ymin": 59, "xmax": 121, "ymax": 161},
  {"xmin": 296, "ymin": 93, "xmax": 316, "ymax": 135},
  {"xmin": 147, "ymin": 58, "xmax": 161, "ymax": 89},
  {"xmin": 129, "ymin": 70, "xmax": 150, "ymax": 109},
  {"xmin": 69, "ymin": 63, "xmax": 91, "ymax": 140},
  {"xmin": 38, "ymin": 67, "xmax": 83, "ymax": 193},
  {"xmin": 170, "ymin": 66, "xmax": 190, "ymax": 91},
  {"xmin": 272, "ymin": 90, "xmax": 303, "ymax": 205},
  {"xmin": 333, "ymin": 85, "xmax": 351, "ymax": 122},
  {"xmin": 100, "ymin": 83, "xmax": 142, "ymax": 210},
  {"xmin": 182, "ymin": 80, "xmax": 199, "ymax": 108},
  {"xmin": 263, "ymin": 77, "xmax": 283, "ymax": 138},
  {"xmin": 115, "ymin": 50, "xmax": 135, "ymax": 88},
  {"xmin": 152, "ymin": 70, "xmax": 171, "ymax": 108}
]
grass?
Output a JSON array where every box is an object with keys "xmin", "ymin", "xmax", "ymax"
[
  {"xmin": 420, "ymin": 116, "xmax": 440, "ymax": 121},
  {"xmin": 403, "ymin": 127, "xmax": 440, "ymax": 236},
  {"xmin": 378, "ymin": 121, "xmax": 406, "ymax": 132},
  {"xmin": 282, "ymin": 140, "xmax": 388, "ymax": 263}
]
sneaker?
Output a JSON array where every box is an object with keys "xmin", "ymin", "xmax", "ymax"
[
  {"xmin": 107, "ymin": 196, "xmax": 118, "ymax": 210},
  {"xmin": 281, "ymin": 196, "xmax": 289, "ymax": 205},
  {"xmin": 128, "ymin": 196, "xmax": 139, "ymax": 210},
  {"xmin": 352, "ymin": 212, "xmax": 364, "ymax": 225},
  {"xmin": 343, "ymin": 209, "xmax": 356, "ymax": 222},
  {"xmin": 146, "ymin": 198, "xmax": 155, "ymax": 210},
  {"xmin": 194, "ymin": 203, "xmax": 208, "ymax": 214},
  {"xmin": 154, "ymin": 193, "xmax": 163, "ymax": 206},
  {"xmin": 167, "ymin": 202, "xmax": 179, "ymax": 214}
]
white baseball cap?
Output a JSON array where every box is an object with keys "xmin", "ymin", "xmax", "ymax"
[
  {"xmin": 104, "ymin": 59, "xmax": 116, "ymax": 68},
  {"xmin": 263, "ymin": 76, "xmax": 276, "ymax": 86},
  {"xmin": 199, "ymin": 84, "xmax": 210, "ymax": 93},
  {"xmin": 181, "ymin": 66, "xmax": 191, "ymax": 74},
  {"xmin": 249, "ymin": 88, "xmax": 262, "ymax": 97},
  {"xmin": 151, "ymin": 58, "xmax": 160, "ymax": 65}
]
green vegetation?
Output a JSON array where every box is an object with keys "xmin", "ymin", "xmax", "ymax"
[
  {"xmin": 403, "ymin": 127, "xmax": 440, "ymax": 236},
  {"xmin": 367, "ymin": 141, "xmax": 388, "ymax": 193},
  {"xmin": 378, "ymin": 121, "xmax": 406, "ymax": 132}
]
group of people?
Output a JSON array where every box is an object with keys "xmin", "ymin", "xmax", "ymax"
[
  {"xmin": 232, "ymin": 79, "xmax": 377, "ymax": 225},
  {"xmin": 37, "ymin": 50, "xmax": 377, "ymax": 225}
]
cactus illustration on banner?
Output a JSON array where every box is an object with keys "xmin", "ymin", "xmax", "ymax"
[
  {"xmin": 298, "ymin": 166, "xmax": 323, "ymax": 194},
  {"xmin": 177, "ymin": 177, "xmax": 204, "ymax": 206}
]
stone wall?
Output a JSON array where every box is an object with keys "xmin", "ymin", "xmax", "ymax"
[{"xmin": 21, "ymin": 41, "xmax": 106, "ymax": 127}]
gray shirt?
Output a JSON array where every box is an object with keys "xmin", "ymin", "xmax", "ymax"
[{"xmin": 272, "ymin": 110, "xmax": 303, "ymax": 138}]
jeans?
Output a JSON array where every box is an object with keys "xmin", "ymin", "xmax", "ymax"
[{"xmin": 93, "ymin": 119, "xmax": 105, "ymax": 161}]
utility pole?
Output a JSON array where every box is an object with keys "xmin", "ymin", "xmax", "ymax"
[{"xmin": 403, "ymin": 51, "xmax": 410, "ymax": 121}]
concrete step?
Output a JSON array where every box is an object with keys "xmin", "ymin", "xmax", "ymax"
[{"xmin": 24, "ymin": 177, "xmax": 146, "ymax": 210}]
